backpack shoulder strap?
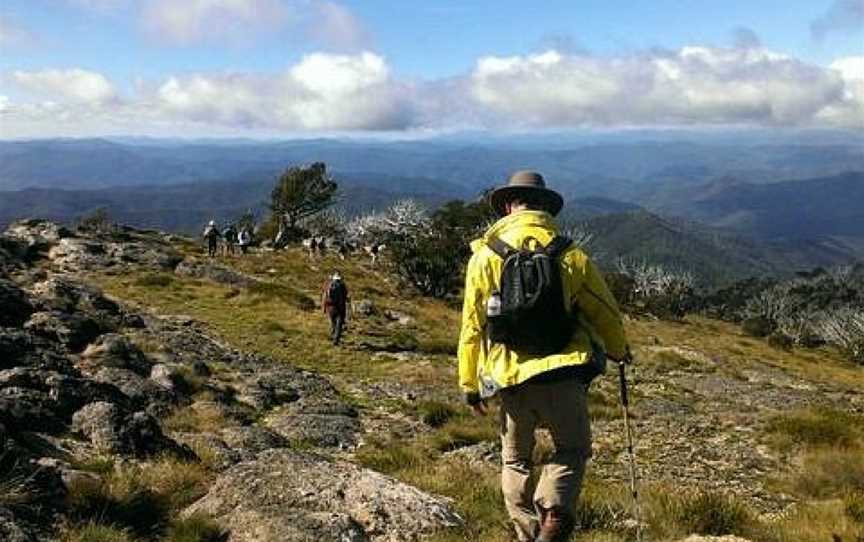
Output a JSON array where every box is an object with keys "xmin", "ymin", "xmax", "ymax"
[
  {"xmin": 544, "ymin": 235, "xmax": 573, "ymax": 258},
  {"xmin": 486, "ymin": 236, "xmax": 516, "ymax": 260}
]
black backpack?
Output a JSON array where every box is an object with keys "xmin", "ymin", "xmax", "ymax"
[
  {"xmin": 328, "ymin": 280, "xmax": 346, "ymax": 306},
  {"xmin": 485, "ymin": 235, "xmax": 574, "ymax": 356}
]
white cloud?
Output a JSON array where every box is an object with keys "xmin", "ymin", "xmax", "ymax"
[
  {"xmin": 470, "ymin": 46, "xmax": 852, "ymax": 128},
  {"xmin": 817, "ymin": 56, "xmax": 864, "ymax": 128},
  {"xmin": 9, "ymin": 68, "xmax": 117, "ymax": 104},
  {"xmin": 2, "ymin": 47, "xmax": 863, "ymax": 137},
  {"xmin": 153, "ymin": 52, "xmax": 413, "ymax": 130}
]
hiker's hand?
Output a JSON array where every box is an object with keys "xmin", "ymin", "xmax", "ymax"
[
  {"xmin": 465, "ymin": 393, "xmax": 487, "ymax": 416},
  {"xmin": 471, "ymin": 401, "xmax": 489, "ymax": 416}
]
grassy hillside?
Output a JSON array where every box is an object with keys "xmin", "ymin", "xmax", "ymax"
[{"xmin": 88, "ymin": 239, "xmax": 864, "ymax": 542}]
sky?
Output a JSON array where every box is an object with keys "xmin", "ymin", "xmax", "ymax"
[{"xmin": 0, "ymin": 0, "xmax": 862, "ymax": 138}]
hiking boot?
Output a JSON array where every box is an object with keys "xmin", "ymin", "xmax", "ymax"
[{"xmin": 535, "ymin": 507, "xmax": 574, "ymax": 542}]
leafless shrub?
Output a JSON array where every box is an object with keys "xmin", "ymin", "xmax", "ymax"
[
  {"xmin": 615, "ymin": 259, "xmax": 696, "ymax": 319},
  {"xmin": 814, "ymin": 308, "xmax": 864, "ymax": 364}
]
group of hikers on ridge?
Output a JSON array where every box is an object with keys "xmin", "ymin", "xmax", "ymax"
[
  {"xmin": 202, "ymin": 220, "xmax": 252, "ymax": 257},
  {"xmin": 199, "ymin": 171, "xmax": 632, "ymax": 542}
]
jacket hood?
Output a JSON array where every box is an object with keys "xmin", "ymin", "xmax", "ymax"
[{"xmin": 470, "ymin": 210, "xmax": 559, "ymax": 253}]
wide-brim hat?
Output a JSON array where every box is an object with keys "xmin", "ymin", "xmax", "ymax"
[{"xmin": 489, "ymin": 170, "xmax": 564, "ymax": 217}]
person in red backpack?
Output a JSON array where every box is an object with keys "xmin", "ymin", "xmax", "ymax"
[{"xmin": 322, "ymin": 271, "xmax": 350, "ymax": 345}]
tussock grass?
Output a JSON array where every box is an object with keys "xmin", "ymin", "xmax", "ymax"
[
  {"xmin": 133, "ymin": 273, "xmax": 175, "ymax": 288},
  {"xmin": 60, "ymin": 522, "xmax": 135, "ymax": 542},
  {"xmin": 788, "ymin": 447, "xmax": 864, "ymax": 499},
  {"xmin": 417, "ymin": 400, "xmax": 457, "ymax": 428},
  {"xmin": 64, "ymin": 456, "xmax": 211, "ymax": 539},
  {"xmin": 651, "ymin": 490, "xmax": 755, "ymax": 537},
  {"xmin": 162, "ymin": 402, "xmax": 234, "ymax": 434},
  {"xmin": 765, "ymin": 407, "xmax": 864, "ymax": 449},
  {"xmin": 164, "ymin": 515, "xmax": 227, "ymax": 542}
]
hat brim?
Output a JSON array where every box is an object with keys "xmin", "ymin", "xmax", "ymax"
[{"xmin": 489, "ymin": 185, "xmax": 564, "ymax": 217}]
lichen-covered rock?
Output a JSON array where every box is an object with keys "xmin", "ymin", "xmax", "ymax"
[
  {"xmin": 0, "ymin": 329, "xmax": 74, "ymax": 374},
  {"xmin": 71, "ymin": 401, "xmax": 193, "ymax": 459},
  {"xmin": 184, "ymin": 448, "xmax": 462, "ymax": 542},
  {"xmin": 0, "ymin": 278, "xmax": 33, "ymax": 327},
  {"xmin": 0, "ymin": 507, "xmax": 37, "ymax": 542},
  {"xmin": 219, "ymin": 426, "xmax": 289, "ymax": 454},
  {"xmin": 92, "ymin": 367, "xmax": 175, "ymax": 416},
  {"xmin": 175, "ymin": 259, "xmax": 255, "ymax": 287},
  {"xmin": 4, "ymin": 219, "xmax": 74, "ymax": 257},
  {"xmin": 24, "ymin": 311, "xmax": 102, "ymax": 352},
  {"xmin": 0, "ymin": 387, "xmax": 64, "ymax": 433}
]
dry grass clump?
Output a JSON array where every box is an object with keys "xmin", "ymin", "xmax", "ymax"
[
  {"xmin": 765, "ymin": 407, "xmax": 864, "ymax": 449},
  {"xmin": 60, "ymin": 522, "xmax": 136, "ymax": 542},
  {"xmin": 63, "ymin": 455, "xmax": 212, "ymax": 540},
  {"xmin": 788, "ymin": 447, "xmax": 864, "ymax": 499},
  {"xmin": 417, "ymin": 400, "xmax": 458, "ymax": 428},
  {"xmin": 162, "ymin": 402, "xmax": 234, "ymax": 434}
]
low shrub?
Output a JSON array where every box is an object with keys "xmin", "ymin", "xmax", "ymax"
[{"xmin": 417, "ymin": 401, "xmax": 457, "ymax": 428}]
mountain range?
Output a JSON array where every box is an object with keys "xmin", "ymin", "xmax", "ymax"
[{"xmin": 0, "ymin": 136, "xmax": 861, "ymax": 284}]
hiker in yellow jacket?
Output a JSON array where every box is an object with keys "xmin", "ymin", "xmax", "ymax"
[{"xmin": 458, "ymin": 171, "xmax": 629, "ymax": 542}]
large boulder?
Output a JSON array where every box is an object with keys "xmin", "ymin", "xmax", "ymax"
[
  {"xmin": 184, "ymin": 448, "xmax": 462, "ymax": 542},
  {"xmin": 0, "ymin": 387, "xmax": 64, "ymax": 433},
  {"xmin": 23, "ymin": 311, "xmax": 102, "ymax": 352},
  {"xmin": 0, "ymin": 278, "xmax": 33, "ymax": 327},
  {"xmin": 0, "ymin": 329, "xmax": 74, "ymax": 373},
  {"xmin": 71, "ymin": 401, "xmax": 193, "ymax": 459},
  {"xmin": 4, "ymin": 219, "xmax": 74, "ymax": 260},
  {"xmin": 92, "ymin": 368, "xmax": 175, "ymax": 416}
]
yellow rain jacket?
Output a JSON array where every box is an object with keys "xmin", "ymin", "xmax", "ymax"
[{"xmin": 458, "ymin": 210, "xmax": 628, "ymax": 397}]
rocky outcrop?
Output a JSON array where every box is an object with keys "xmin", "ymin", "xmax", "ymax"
[
  {"xmin": 0, "ymin": 278, "xmax": 33, "ymax": 327},
  {"xmin": 0, "ymin": 219, "xmax": 465, "ymax": 542},
  {"xmin": 71, "ymin": 401, "xmax": 193, "ymax": 459},
  {"xmin": 174, "ymin": 259, "xmax": 255, "ymax": 287},
  {"xmin": 184, "ymin": 448, "xmax": 462, "ymax": 542}
]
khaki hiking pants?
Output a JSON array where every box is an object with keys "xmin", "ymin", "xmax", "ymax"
[{"xmin": 499, "ymin": 377, "xmax": 591, "ymax": 541}]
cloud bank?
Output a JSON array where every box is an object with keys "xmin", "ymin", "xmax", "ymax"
[{"xmin": 2, "ymin": 46, "xmax": 863, "ymax": 137}]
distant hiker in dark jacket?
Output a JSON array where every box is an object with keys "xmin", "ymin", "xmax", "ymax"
[
  {"xmin": 223, "ymin": 224, "xmax": 237, "ymax": 256},
  {"xmin": 203, "ymin": 220, "xmax": 221, "ymax": 257},
  {"xmin": 322, "ymin": 272, "xmax": 350, "ymax": 346}
]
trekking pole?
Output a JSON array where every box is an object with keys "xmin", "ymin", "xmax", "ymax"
[{"xmin": 618, "ymin": 358, "xmax": 643, "ymax": 542}]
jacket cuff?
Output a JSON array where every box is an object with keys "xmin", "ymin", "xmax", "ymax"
[{"xmin": 464, "ymin": 392, "xmax": 482, "ymax": 406}]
